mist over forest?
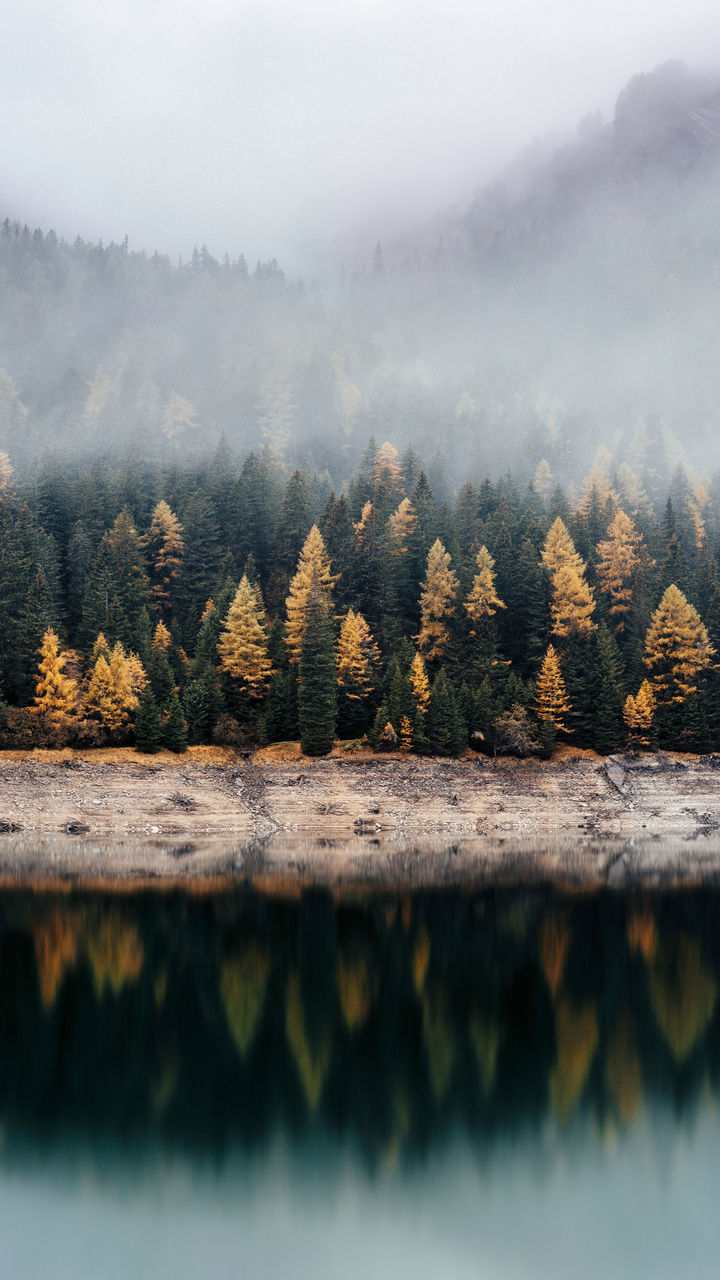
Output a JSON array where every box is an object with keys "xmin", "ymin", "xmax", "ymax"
[{"xmin": 3, "ymin": 60, "xmax": 720, "ymax": 492}]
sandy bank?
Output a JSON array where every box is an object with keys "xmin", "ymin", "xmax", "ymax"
[{"xmin": 0, "ymin": 744, "xmax": 719, "ymax": 887}]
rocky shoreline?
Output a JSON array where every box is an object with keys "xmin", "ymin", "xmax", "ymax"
[{"xmin": 0, "ymin": 745, "xmax": 719, "ymax": 887}]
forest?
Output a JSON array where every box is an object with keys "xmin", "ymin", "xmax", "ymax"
[{"xmin": 1, "ymin": 435, "xmax": 719, "ymax": 758}]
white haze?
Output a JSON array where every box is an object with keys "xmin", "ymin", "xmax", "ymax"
[{"xmin": 2, "ymin": 0, "xmax": 720, "ymax": 270}]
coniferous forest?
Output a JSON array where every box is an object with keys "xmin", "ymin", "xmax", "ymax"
[
  {"xmin": 2, "ymin": 435, "xmax": 720, "ymax": 758},
  {"xmin": 5, "ymin": 64, "xmax": 720, "ymax": 759}
]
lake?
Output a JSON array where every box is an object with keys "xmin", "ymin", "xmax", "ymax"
[{"xmin": 0, "ymin": 861, "xmax": 719, "ymax": 1277}]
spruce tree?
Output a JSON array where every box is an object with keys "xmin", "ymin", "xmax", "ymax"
[
  {"xmin": 134, "ymin": 687, "xmax": 162, "ymax": 753},
  {"xmin": 426, "ymin": 670, "xmax": 465, "ymax": 756},
  {"xmin": 162, "ymin": 691, "xmax": 188, "ymax": 753},
  {"xmin": 298, "ymin": 590, "xmax": 337, "ymax": 756}
]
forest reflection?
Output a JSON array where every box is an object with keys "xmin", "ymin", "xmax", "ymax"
[{"xmin": 1, "ymin": 879, "xmax": 719, "ymax": 1168}]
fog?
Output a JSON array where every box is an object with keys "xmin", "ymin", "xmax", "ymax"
[
  {"xmin": 3, "ymin": 0, "xmax": 720, "ymax": 268},
  {"xmin": 3, "ymin": 10, "xmax": 720, "ymax": 489}
]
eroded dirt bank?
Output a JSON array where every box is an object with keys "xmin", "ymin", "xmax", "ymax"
[{"xmin": 0, "ymin": 745, "xmax": 720, "ymax": 887}]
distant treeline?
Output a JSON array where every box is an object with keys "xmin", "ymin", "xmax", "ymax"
[
  {"xmin": 1, "ymin": 438, "xmax": 719, "ymax": 756},
  {"xmin": 5, "ymin": 60, "xmax": 720, "ymax": 486}
]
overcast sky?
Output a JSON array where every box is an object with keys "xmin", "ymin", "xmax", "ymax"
[{"xmin": 2, "ymin": 0, "xmax": 720, "ymax": 271}]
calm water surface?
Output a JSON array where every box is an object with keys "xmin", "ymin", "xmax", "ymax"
[{"xmin": 1, "ymin": 851, "xmax": 719, "ymax": 1277}]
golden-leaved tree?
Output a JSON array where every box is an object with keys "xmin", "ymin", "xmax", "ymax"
[
  {"xmin": 541, "ymin": 517, "xmax": 596, "ymax": 638},
  {"xmin": 86, "ymin": 640, "xmax": 146, "ymax": 733},
  {"xmin": 285, "ymin": 525, "xmax": 337, "ymax": 664},
  {"xmin": 336, "ymin": 609, "xmax": 380, "ymax": 701},
  {"xmin": 464, "ymin": 545, "xmax": 505, "ymax": 629},
  {"xmin": 387, "ymin": 497, "xmax": 417, "ymax": 556},
  {"xmin": 535, "ymin": 644, "xmax": 572, "ymax": 733},
  {"xmin": 643, "ymin": 584, "xmax": 715, "ymax": 704},
  {"xmin": 417, "ymin": 539, "xmax": 458, "ymax": 661},
  {"xmin": 147, "ymin": 499, "xmax": 184, "ymax": 618},
  {"xmin": 34, "ymin": 629, "xmax": 78, "ymax": 725},
  {"xmin": 623, "ymin": 679, "xmax": 656, "ymax": 745},
  {"xmin": 409, "ymin": 651, "xmax": 430, "ymax": 714},
  {"xmin": 596, "ymin": 509, "xmax": 643, "ymax": 632},
  {"xmin": 217, "ymin": 575, "xmax": 274, "ymax": 697}
]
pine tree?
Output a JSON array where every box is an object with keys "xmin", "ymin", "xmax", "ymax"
[
  {"xmin": 298, "ymin": 591, "xmax": 336, "ymax": 755},
  {"xmin": 217, "ymin": 575, "xmax": 273, "ymax": 698},
  {"xmin": 34, "ymin": 628, "xmax": 78, "ymax": 726},
  {"xmin": 591, "ymin": 623, "xmax": 626, "ymax": 754},
  {"xmin": 596, "ymin": 509, "xmax": 643, "ymax": 632},
  {"xmin": 535, "ymin": 645, "xmax": 572, "ymax": 734},
  {"xmin": 161, "ymin": 691, "xmax": 188, "ymax": 752},
  {"xmin": 464, "ymin": 545, "xmax": 505, "ymax": 627},
  {"xmin": 417, "ymin": 538, "xmax": 459, "ymax": 661},
  {"xmin": 183, "ymin": 679, "xmax": 211, "ymax": 744},
  {"xmin": 134, "ymin": 687, "xmax": 162, "ymax": 753},
  {"xmin": 286, "ymin": 525, "xmax": 337, "ymax": 665},
  {"xmin": 147, "ymin": 499, "xmax": 184, "ymax": 619},
  {"xmin": 426, "ymin": 670, "xmax": 465, "ymax": 756},
  {"xmin": 644, "ymin": 584, "xmax": 715, "ymax": 705},
  {"xmin": 541, "ymin": 517, "xmax": 596, "ymax": 638}
]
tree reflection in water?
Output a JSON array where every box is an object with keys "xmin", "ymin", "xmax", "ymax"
[{"xmin": 0, "ymin": 881, "xmax": 719, "ymax": 1166}]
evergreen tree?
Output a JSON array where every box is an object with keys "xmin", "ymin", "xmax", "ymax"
[
  {"xmin": 134, "ymin": 687, "xmax": 162, "ymax": 753},
  {"xmin": 426, "ymin": 669, "xmax": 465, "ymax": 756},
  {"xmin": 298, "ymin": 590, "xmax": 337, "ymax": 756},
  {"xmin": 162, "ymin": 691, "xmax": 188, "ymax": 752}
]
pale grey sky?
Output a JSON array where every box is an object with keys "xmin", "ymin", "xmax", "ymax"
[{"xmin": 2, "ymin": 0, "xmax": 720, "ymax": 270}]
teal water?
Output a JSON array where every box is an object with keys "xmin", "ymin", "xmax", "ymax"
[{"xmin": 0, "ymin": 874, "xmax": 719, "ymax": 1277}]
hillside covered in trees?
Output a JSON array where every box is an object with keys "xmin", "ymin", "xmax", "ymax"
[
  {"xmin": 3, "ymin": 62, "xmax": 720, "ymax": 485},
  {"xmin": 1, "ymin": 435, "xmax": 719, "ymax": 757}
]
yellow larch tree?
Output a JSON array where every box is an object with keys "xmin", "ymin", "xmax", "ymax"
[
  {"xmin": 643, "ymin": 584, "xmax": 715, "ymax": 704},
  {"xmin": 373, "ymin": 441, "xmax": 404, "ymax": 497},
  {"xmin": 387, "ymin": 497, "xmax": 417, "ymax": 556},
  {"xmin": 541, "ymin": 517, "xmax": 596, "ymax": 638},
  {"xmin": 533, "ymin": 458, "xmax": 553, "ymax": 500},
  {"xmin": 285, "ymin": 525, "xmax": 338, "ymax": 664},
  {"xmin": 34, "ymin": 629, "xmax": 79, "ymax": 725},
  {"xmin": 217, "ymin": 575, "xmax": 274, "ymax": 697},
  {"xmin": 409, "ymin": 651, "xmax": 430, "ymax": 713},
  {"xmin": 577, "ymin": 444, "xmax": 619, "ymax": 514},
  {"xmin": 153, "ymin": 619, "xmax": 172, "ymax": 652},
  {"xmin": 464, "ymin": 545, "xmax": 505, "ymax": 630},
  {"xmin": 0, "ymin": 450, "xmax": 14, "ymax": 495},
  {"xmin": 417, "ymin": 539, "xmax": 459, "ymax": 661},
  {"xmin": 147, "ymin": 499, "xmax": 184, "ymax": 617},
  {"xmin": 596, "ymin": 509, "xmax": 643, "ymax": 632},
  {"xmin": 535, "ymin": 644, "xmax": 572, "ymax": 733},
  {"xmin": 623, "ymin": 680, "xmax": 656, "ymax": 746},
  {"xmin": 336, "ymin": 609, "xmax": 380, "ymax": 700},
  {"xmin": 85, "ymin": 641, "xmax": 142, "ymax": 732}
]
